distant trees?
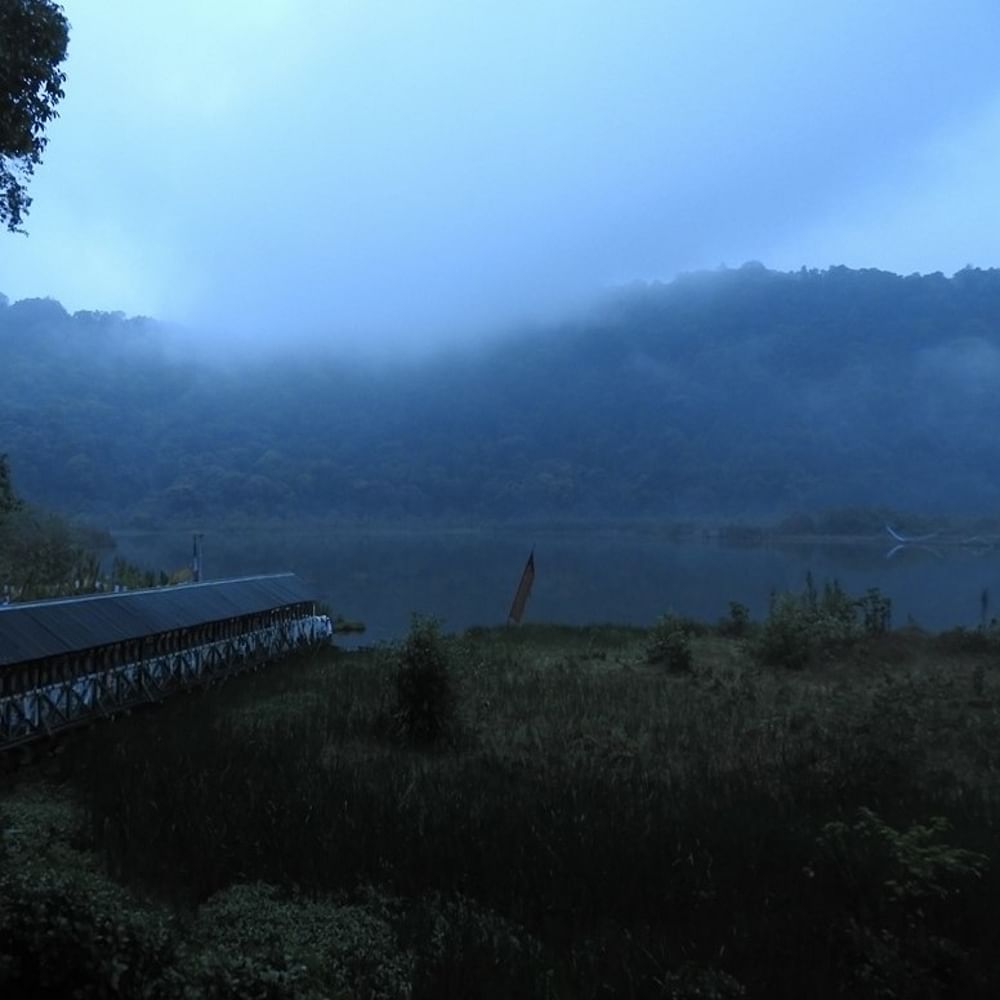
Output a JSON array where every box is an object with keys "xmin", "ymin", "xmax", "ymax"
[
  {"xmin": 0, "ymin": 453, "xmax": 22, "ymax": 518},
  {"xmin": 0, "ymin": 0, "xmax": 69, "ymax": 231},
  {"xmin": 6, "ymin": 266, "xmax": 1000, "ymax": 520},
  {"xmin": 0, "ymin": 453, "xmax": 124, "ymax": 600}
]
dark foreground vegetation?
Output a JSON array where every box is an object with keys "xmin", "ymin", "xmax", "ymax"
[{"xmin": 3, "ymin": 585, "xmax": 1000, "ymax": 999}]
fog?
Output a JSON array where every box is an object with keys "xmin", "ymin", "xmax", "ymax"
[{"xmin": 1, "ymin": 0, "xmax": 999, "ymax": 353}]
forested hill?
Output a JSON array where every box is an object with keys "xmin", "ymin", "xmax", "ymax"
[{"xmin": 3, "ymin": 264, "xmax": 1000, "ymax": 523}]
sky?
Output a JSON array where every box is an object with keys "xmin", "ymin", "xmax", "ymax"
[{"xmin": 1, "ymin": 0, "xmax": 999, "ymax": 352}]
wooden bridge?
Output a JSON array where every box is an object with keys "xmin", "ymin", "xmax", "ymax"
[{"xmin": 0, "ymin": 574, "xmax": 333, "ymax": 751}]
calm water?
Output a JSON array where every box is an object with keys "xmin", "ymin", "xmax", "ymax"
[{"xmin": 111, "ymin": 526, "xmax": 1000, "ymax": 644}]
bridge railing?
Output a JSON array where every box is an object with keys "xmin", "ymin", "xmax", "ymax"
[{"xmin": 0, "ymin": 614, "xmax": 334, "ymax": 751}]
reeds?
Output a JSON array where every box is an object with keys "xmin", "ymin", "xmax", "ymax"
[{"xmin": 46, "ymin": 626, "xmax": 1000, "ymax": 997}]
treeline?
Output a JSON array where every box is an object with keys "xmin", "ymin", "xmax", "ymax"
[
  {"xmin": 0, "ymin": 454, "xmax": 173, "ymax": 600},
  {"xmin": 3, "ymin": 264, "xmax": 1000, "ymax": 522}
]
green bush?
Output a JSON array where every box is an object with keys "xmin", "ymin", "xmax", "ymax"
[
  {"xmin": 756, "ymin": 578, "xmax": 893, "ymax": 668},
  {"xmin": 647, "ymin": 614, "xmax": 694, "ymax": 672},
  {"xmin": 0, "ymin": 865, "xmax": 415, "ymax": 999},
  {"xmin": 755, "ymin": 596, "xmax": 811, "ymax": 669},
  {"xmin": 935, "ymin": 621, "xmax": 1000, "ymax": 654},
  {"xmin": 178, "ymin": 882, "xmax": 413, "ymax": 1000},
  {"xmin": 170, "ymin": 952, "xmax": 324, "ymax": 1000},
  {"xmin": 394, "ymin": 616, "xmax": 457, "ymax": 746},
  {"xmin": 813, "ymin": 809, "xmax": 989, "ymax": 997},
  {"xmin": 0, "ymin": 866, "xmax": 177, "ymax": 999},
  {"xmin": 718, "ymin": 601, "xmax": 752, "ymax": 638}
]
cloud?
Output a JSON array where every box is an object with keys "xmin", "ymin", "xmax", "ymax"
[
  {"xmin": 766, "ymin": 94, "xmax": 1000, "ymax": 276},
  {"xmin": 917, "ymin": 337, "xmax": 1000, "ymax": 394},
  {"xmin": 1, "ymin": 1, "xmax": 999, "ymax": 351}
]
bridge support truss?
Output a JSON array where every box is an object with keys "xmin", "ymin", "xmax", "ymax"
[{"xmin": 0, "ymin": 615, "xmax": 333, "ymax": 751}]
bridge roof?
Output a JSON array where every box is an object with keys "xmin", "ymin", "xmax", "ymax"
[{"xmin": 0, "ymin": 574, "xmax": 315, "ymax": 667}]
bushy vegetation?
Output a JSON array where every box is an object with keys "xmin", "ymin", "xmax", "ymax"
[
  {"xmin": 934, "ymin": 620, "xmax": 1000, "ymax": 655},
  {"xmin": 756, "ymin": 575, "xmax": 892, "ymax": 669},
  {"xmin": 392, "ymin": 616, "xmax": 457, "ymax": 747},
  {"xmin": 646, "ymin": 612, "xmax": 694, "ymax": 671},
  {"xmin": 718, "ymin": 600, "xmax": 751, "ymax": 638},
  {"xmin": 0, "ymin": 789, "xmax": 178, "ymax": 999},
  {"xmin": 4, "ymin": 616, "xmax": 1000, "ymax": 998},
  {"xmin": 811, "ymin": 809, "xmax": 990, "ymax": 998}
]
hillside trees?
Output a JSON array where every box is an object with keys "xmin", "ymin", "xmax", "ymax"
[
  {"xmin": 5, "ymin": 266, "xmax": 1000, "ymax": 520},
  {"xmin": 0, "ymin": 453, "xmax": 112, "ymax": 599},
  {"xmin": 0, "ymin": 0, "xmax": 69, "ymax": 231}
]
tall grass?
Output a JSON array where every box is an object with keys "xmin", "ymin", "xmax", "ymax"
[{"xmin": 41, "ymin": 618, "xmax": 1000, "ymax": 998}]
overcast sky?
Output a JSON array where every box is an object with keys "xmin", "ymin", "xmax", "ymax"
[{"xmin": 1, "ymin": 0, "xmax": 999, "ymax": 351}]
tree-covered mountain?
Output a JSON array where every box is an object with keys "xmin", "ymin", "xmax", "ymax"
[{"xmin": 3, "ymin": 264, "xmax": 1000, "ymax": 523}]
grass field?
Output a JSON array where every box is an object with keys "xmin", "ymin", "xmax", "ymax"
[{"xmin": 2, "ymin": 603, "xmax": 1000, "ymax": 998}]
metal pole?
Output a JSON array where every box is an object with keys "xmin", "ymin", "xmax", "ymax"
[{"xmin": 192, "ymin": 533, "xmax": 204, "ymax": 582}]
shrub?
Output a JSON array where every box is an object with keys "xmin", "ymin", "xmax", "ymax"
[
  {"xmin": 178, "ymin": 882, "xmax": 413, "ymax": 1000},
  {"xmin": 756, "ymin": 578, "xmax": 893, "ymax": 668},
  {"xmin": 935, "ymin": 621, "xmax": 1000, "ymax": 654},
  {"xmin": 857, "ymin": 587, "xmax": 892, "ymax": 636},
  {"xmin": 755, "ymin": 594, "xmax": 814, "ymax": 670},
  {"xmin": 647, "ymin": 614, "xmax": 694, "ymax": 672},
  {"xmin": 718, "ymin": 601, "xmax": 751, "ymax": 638},
  {"xmin": 394, "ymin": 616, "xmax": 456, "ymax": 747},
  {"xmin": 812, "ymin": 809, "xmax": 989, "ymax": 997},
  {"xmin": 0, "ymin": 866, "xmax": 177, "ymax": 999},
  {"xmin": 171, "ymin": 952, "xmax": 324, "ymax": 1000},
  {"xmin": 816, "ymin": 809, "xmax": 988, "ymax": 909}
]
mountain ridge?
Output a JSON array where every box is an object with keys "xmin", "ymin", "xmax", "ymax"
[{"xmin": 3, "ymin": 263, "xmax": 1000, "ymax": 522}]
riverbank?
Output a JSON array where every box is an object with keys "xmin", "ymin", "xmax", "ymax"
[{"xmin": 3, "ymin": 613, "xmax": 1000, "ymax": 998}]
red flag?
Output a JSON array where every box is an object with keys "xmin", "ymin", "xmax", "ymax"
[{"xmin": 507, "ymin": 549, "xmax": 535, "ymax": 624}]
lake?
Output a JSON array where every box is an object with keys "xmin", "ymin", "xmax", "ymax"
[{"xmin": 110, "ymin": 525, "xmax": 1000, "ymax": 643}]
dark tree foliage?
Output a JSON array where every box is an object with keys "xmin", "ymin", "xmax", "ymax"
[
  {"xmin": 0, "ymin": 452, "xmax": 22, "ymax": 517},
  {"xmin": 0, "ymin": 0, "xmax": 69, "ymax": 232},
  {"xmin": 4, "ymin": 266, "xmax": 1000, "ymax": 520}
]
